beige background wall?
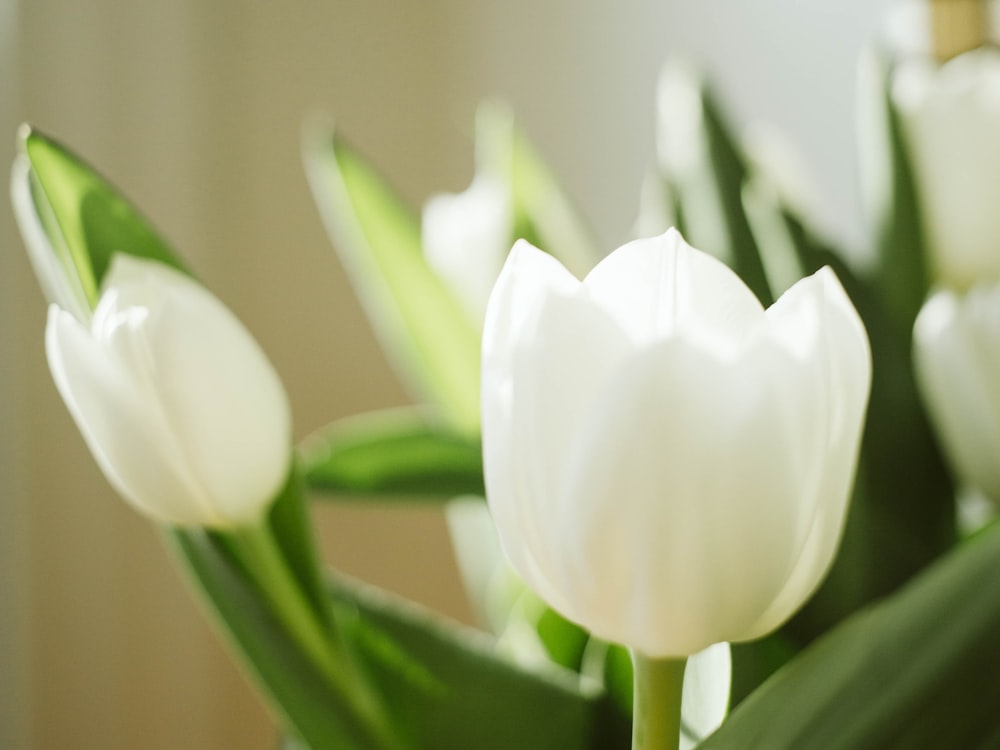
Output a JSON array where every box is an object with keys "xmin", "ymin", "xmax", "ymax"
[{"xmin": 1, "ymin": 1, "xmax": 892, "ymax": 748}]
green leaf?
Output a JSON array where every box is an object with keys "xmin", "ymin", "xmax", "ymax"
[
  {"xmin": 300, "ymin": 408, "xmax": 484, "ymax": 499},
  {"xmin": 13, "ymin": 125, "xmax": 188, "ymax": 308},
  {"xmin": 13, "ymin": 129, "xmax": 366, "ymax": 744},
  {"xmin": 700, "ymin": 522, "xmax": 1000, "ymax": 750},
  {"xmin": 861, "ymin": 49, "xmax": 930, "ymax": 338},
  {"xmin": 476, "ymin": 102, "xmax": 599, "ymax": 278},
  {"xmin": 168, "ymin": 527, "xmax": 383, "ymax": 750},
  {"xmin": 659, "ymin": 74, "xmax": 772, "ymax": 306},
  {"xmin": 303, "ymin": 127, "xmax": 482, "ymax": 434},
  {"xmin": 329, "ymin": 573, "xmax": 630, "ymax": 750},
  {"xmin": 737, "ymin": 168, "xmax": 953, "ymax": 708},
  {"xmin": 700, "ymin": 85, "xmax": 773, "ymax": 307}
]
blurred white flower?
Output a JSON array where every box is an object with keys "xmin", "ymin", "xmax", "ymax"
[
  {"xmin": 422, "ymin": 174, "xmax": 512, "ymax": 326},
  {"xmin": 892, "ymin": 47, "xmax": 1000, "ymax": 289},
  {"xmin": 46, "ymin": 255, "xmax": 292, "ymax": 527},
  {"xmin": 914, "ymin": 283, "xmax": 1000, "ymax": 503},
  {"xmin": 481, "ymin": 229, "xmax": 871, "ymax": 657}
]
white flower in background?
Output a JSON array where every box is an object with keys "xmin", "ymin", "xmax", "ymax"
[
  {"xmin": 892, "ymin": 46, "xmax": 1000, "ymax": 290},
  {"xmin": 422, "ymin": 174, "xmax": 512, "ymax": 326},
  {"xmin": 914, "ymin": 284, "xmax": 1000, "ymax": 504},
  {"xmin": 46, "ymin": 255, "xmax": 292, "ymax": 528},
  {"xmin": 482, "ymin": 229, "xmax": 871, "ymax": 658}
]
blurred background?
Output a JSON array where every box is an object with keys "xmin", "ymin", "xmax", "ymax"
[{"xmin": 0, "ymin": 1, "xmax": 892, "ymax": 747}]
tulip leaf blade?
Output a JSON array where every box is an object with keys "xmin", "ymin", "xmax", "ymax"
[
  {"xmin": 699, "ymin": 85, "xmax": 773, "ymax": 307},
  {"xmin": 300, "ymin": 408, "xmax": 485, "ymax": 500},
  {"xmin": 698, "ymin": 522, "xmax": 1000, "ymax": 750},
  {"xmin": 328, "ymin": 572, "xmax": 631, "ymax": 750},
  {"xmin": 15, "ymin": 126, "xmax": 188, "ymax": 305},
  {"xmin": 737, "ymin": 119, "xmax": 954, "ymax": 657},
  {"xmin": 476, "ymin": 101, "xmax": 599, "ymax": 278},
  {"xmin": 303, "ymin": 126, "xmax": 482, "ymax": 434},
  {"xmin": 167, "ymin": 528, "xmax": 383, "ymax": 750},
  {"xmin": 862, "ymin": 49, "xmax": 930, "ymax": 336}
]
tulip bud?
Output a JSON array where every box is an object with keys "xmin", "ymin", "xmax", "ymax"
[
  {"xmin": 914, "ymin": 284, "xmax": 1000, "ymax": 503},
  {"xmin": 891, "ymin": 46, "xmax": 1000, "ymax": 290},
  {"xmin": 45, "ymin": 255, "xmax": 292, "ymax": 528},
  {"xmin": 422, "ymin": 174, "xmax": 512, "ymax": 326},
  {"xmin": 481, "ymin": 229, "xmax": 871, "ymax": 658}
]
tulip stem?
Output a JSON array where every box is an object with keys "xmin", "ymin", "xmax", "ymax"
[
  {"xmin": 630, "ymin": 652, "xmax": 687, "ymax": 750},
  {"xmin": 233, "ymin": 521, "xmax": 398, "ymax": 748}
]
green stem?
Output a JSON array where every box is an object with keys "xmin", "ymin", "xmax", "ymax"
[
  {"xmin": 233, "ymin": 521, "xmax": 399, "ymax": 749},
  {"xmin": 630, "ymin": 651, "xmax": 687, "ymax": 750}
]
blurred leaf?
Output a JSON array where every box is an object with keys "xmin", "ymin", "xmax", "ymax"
[
  {"xmin": 699, "ymin": 522, "xmax": 1000, "ymax": 750},
  {"xmin": 169, "ymin": 525, "xmax": 383, "ymax": 750},
  {"xmin": 14, "ymin": 129, "xmax": 363, "ymax": 744},
  {"xmin": 699, "ymin": 86, "xmax": 773, "ymax": 306},
  {"xmin": 751, "ymin": 190, "xmax": 953, "ymax": 632},
  {"xmin": 861, "ymin": 49, "xmax": 930, "ymax": 337},
  {"xmin": 330, "ymin": 573, "xmax": 630, "ymax": 750},
  {"xmin": 300, "ymin": 408, "xmax": 484, "ymax": 499},
  {"xmin": 303, "ymin": 127, "xmax": 481, "ymax": 434},
  {"xmin": 14, "ymin": 126, "xmax": 187, "ymax": 306},
  {"xmin": 476, "ymin": 102, "xmax": 599, "ymax": 278}
]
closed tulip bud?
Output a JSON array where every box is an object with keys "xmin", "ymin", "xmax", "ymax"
[
  {"xmin": 482, "ymin": 229, "xmax": 871, "ymax": 658},
  {"xmin": 422, "ymin": 174, "xmax": 512, "ymax": 326},
  {"xmin": 892, "ymin": 46, "xmax": 1000, "ymax": 290},
  {"xmin": 45, "ymin": 255, "xmax": 292, "ymax": 528},
  {"xmin": 914, "ymin": 284, "xmax": 1000, "ymax": 503}
]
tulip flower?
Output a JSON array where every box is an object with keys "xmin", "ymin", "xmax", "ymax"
[
  {"xmin": 46, "ymin": 254, "xmax": 292, "ymax": 528},
  {"xmin": 914, "ymin": 284, "xmax": 1000, "ymax": 504},
  {"xmin": 481, "ymin": 229, "xmax": 871, "ymax": 659},
  {"xmin": 422, "ymin": 174, "xmax": 512, "ymax": 326},
  {"xmin": 892, "ymin": 46, "xmax": 1000, "ymax": 290}
]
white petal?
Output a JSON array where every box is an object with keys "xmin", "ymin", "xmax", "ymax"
[
  {"xmin": 893, "ymin": 48, "xmax": 1000, "ymax": 289},
  {"xmin": 583, "ymin": 230, "xmax": 765, "ymax": 351},
  {"xmin": 680, "ymin": 642, "xmax": 731, "ymax": 749},
  {"xmin": 45, "ymin": 306, "xmax": 211, "ymax": 525},
  {"xmin": 101, "ymin": 255, "xmax": 292, "ymax": 526},
  {"xmin": 555, "ymin": 338, "xmax": 809, "ymax": 657},
  {"xmin": 914, "ymin": 287, "xmax": 1000, "ymax": 503},
  {"xmin": 422, "ymin": 175, "xmax": 511, "ymax": 325},
  {"xmin": 742, "ymin": 267, "xmax": 871, "ymax": 638},
  {"xmin": 11, "ymin": 158, "xmax": 92, "ymax": 322}
]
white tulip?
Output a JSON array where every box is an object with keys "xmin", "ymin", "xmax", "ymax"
[
  {"xmin": 482, "ymin": 229, "xmax": 871, "ymax": 658},
  {"xmin": 422, "ymin": 174, "xmax": 512, "ymax": 326},
  {"xmin": 914, "ymin": 283, "xmax": 1000, "ymax": 503},
  {"xmin": 45, "ymin": 255, "xmax": 292, "ymax": 528},
  {"xmin": 892, "ymin": 47, "xmax": 1000, "ymax": 290}
]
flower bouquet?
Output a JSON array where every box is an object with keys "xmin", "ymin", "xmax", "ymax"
[{"xmin": 12, "ymin": 1, "xmax": 1000, "ymax": 747}]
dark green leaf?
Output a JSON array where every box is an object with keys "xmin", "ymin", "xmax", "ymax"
[
  {"xmin": 14, "ymin": 130, "xmax": 357, "ymax": 742},
  {"xmin": 476, "ymin": 102, "xmax": 599, "ymax": 278},
  {"xmin": 303, "ymin": 127, "xmax": 481, "ymax": 434},
  {"xmin": 863, "ymin": 49, "xmax": 930, "ymax": 338},
  {"xmin": 330, "ymin": 573, "xmax": 630, "ymax": 750},
  {"xmin": 700, "ymin": 522, "xmax": 1000, "ymax": 750},
  {"xmin": 300, "ymin": 408, "xmax": 484, "ymax": 499},
  {"xmin": 168, "ymin": 528, "xmax": 383, "ymax": 750},
  {"xmin": 15, "ymin": 125, "xmax": 188, "ymax": 306},
  {"xmin": 700, "ymin": 86, "xmax": 773, "ymax": 306}
]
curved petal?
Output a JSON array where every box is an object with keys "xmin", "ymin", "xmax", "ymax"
[
  {"xmin": 556, "ymin": 338, "xmax": 810, "ymax": 657},
  {"xmin": 100, "ymin": 255, "xmax": 291, "ymax": 526},
  {"xmin": 583, "ymin": 229, "xmax": 765, "ymax": 351},
  {"xmin": 45, "ymin": 306, "xmax": 210, "ymax": 525},
  {"xmin": 741, "ymin": 267, "xmax": 871, "ymax": 638},
  {"xmin": 482, "ymin": 240, "xmax": 583, "ymax": 604},
  {"xmin": 681, "ymin": 642, "xmax": 731, "ymax": 749},
  {"xmin": 422, "ymin": 175, "xmax": 511, "ymax": 325},
  {"xmin": 893, "ymin": 48, "xmax": 1000, "ymax": 289},
  {"xmin": 914, "ymin": 286, "xmax": 1000, "ymax": 503}
]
